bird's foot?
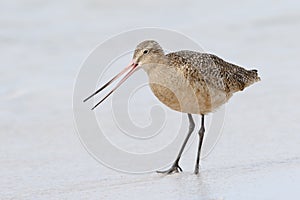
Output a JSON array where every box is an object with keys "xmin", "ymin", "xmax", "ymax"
[
  {"xmin": 194, "ymin": 164, "xmax": 201, "ymax": 174},
  {"xmin": 194, "ymin": 167, "xmax": 200, "ymax": 175},
  {"xmin": 157, "ymin": 163, "xmax": 182, "ymax": 174}
]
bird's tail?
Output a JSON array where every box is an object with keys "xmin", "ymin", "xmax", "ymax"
[
  {"xmin": 250, "ymin": 69, "xmax": 261, "ymax": 81},
  {"xmin": 245, "ymin": 69, "xmax": 261, "ymax": 87}
]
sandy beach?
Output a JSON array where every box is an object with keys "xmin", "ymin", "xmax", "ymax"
[{"xmin": 1, "ymin": 0, "xmax": 300, "ymax": 199}]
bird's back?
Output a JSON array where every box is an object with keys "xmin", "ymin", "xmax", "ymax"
[{"xmin": 166, "ymin": 51, "xmax": 261, "ymax": 94}]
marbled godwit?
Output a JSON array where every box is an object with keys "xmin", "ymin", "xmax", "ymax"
[{"xmin": 84, "ymin": 40, "xmax": 260, "ymax": 174}]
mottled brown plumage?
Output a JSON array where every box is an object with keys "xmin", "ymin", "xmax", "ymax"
[
  {"xmin": 133, "ymin": 40, "xmax": 260, "ymax": 115},
  {"xmin": 167, "ymin": 51, "xmax": 260, "ymax": 92}
]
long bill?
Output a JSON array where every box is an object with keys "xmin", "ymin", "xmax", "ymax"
[{"xmin": 83, "ymin": 62, "xmax": 139, "ymax": 110}]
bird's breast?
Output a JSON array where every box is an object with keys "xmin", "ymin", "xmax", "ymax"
[{"xmin": 147, "ymin": 66, "xmax": 210, "ymax": 114}]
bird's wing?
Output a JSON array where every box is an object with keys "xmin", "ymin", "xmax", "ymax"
[{"xmin": 166, "ymin": 51, "xmax": 260, "ymax": 93}]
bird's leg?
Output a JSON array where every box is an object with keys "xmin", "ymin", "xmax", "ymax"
[
  {"xmin": 157, "ymin": 114, "xmax": 195, "ymax": 174},
  {"xmin": 194, "ymin": 114, "xmax": 205, "ymax": 174}
]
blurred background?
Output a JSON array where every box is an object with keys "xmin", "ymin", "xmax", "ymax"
[{"xmin": 1, "ymin": 0, "xmax": 300, "ymax": 199}]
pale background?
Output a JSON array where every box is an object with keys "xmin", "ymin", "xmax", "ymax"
[{"xmin": 1, "ymin": 0, "xmax": 300, "ymax": 199}]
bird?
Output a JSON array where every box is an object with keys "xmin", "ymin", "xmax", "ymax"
[{"xmin": 83, "ymin": 40, "xmax": 261, "ymax": 174}]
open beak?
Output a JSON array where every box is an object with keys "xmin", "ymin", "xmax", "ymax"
[{"xmin": 83, "ymin": 61, "xmax": 139, "ymax": 110}]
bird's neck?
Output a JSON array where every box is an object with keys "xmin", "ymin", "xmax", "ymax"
[{"xmin": 141, "ymin": 55, "xmax": 170, "ymax": 74}]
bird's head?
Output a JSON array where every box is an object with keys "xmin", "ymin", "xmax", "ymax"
[
  {"xmin": 132, "ymin": 40, "xmax": 164, "ymax": 67},
  {"xmin": 83, "ymin": 40, "xmax": 165, "ymax": 109}
]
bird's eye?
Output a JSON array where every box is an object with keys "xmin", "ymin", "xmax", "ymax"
[{"xmin": 143, "ymin": 49, "xmax": 149, "ymax": 54}]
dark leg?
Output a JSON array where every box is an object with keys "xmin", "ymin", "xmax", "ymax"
[
  {"xmin": 157, "ymin": 113, "xmax": 195, "ymax": 174},
  {"xmin": 194, "ymin": 114, "xmax": 205, "ymax": 174}
]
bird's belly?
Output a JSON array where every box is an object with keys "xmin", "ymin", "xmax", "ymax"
[
  {"xmin": 149, "ymin": 82, "xmax": 229, "ymax": 114},
  {"xmin": 149, "ymin": 83, "xmax": 220, "ymax": 114}
]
